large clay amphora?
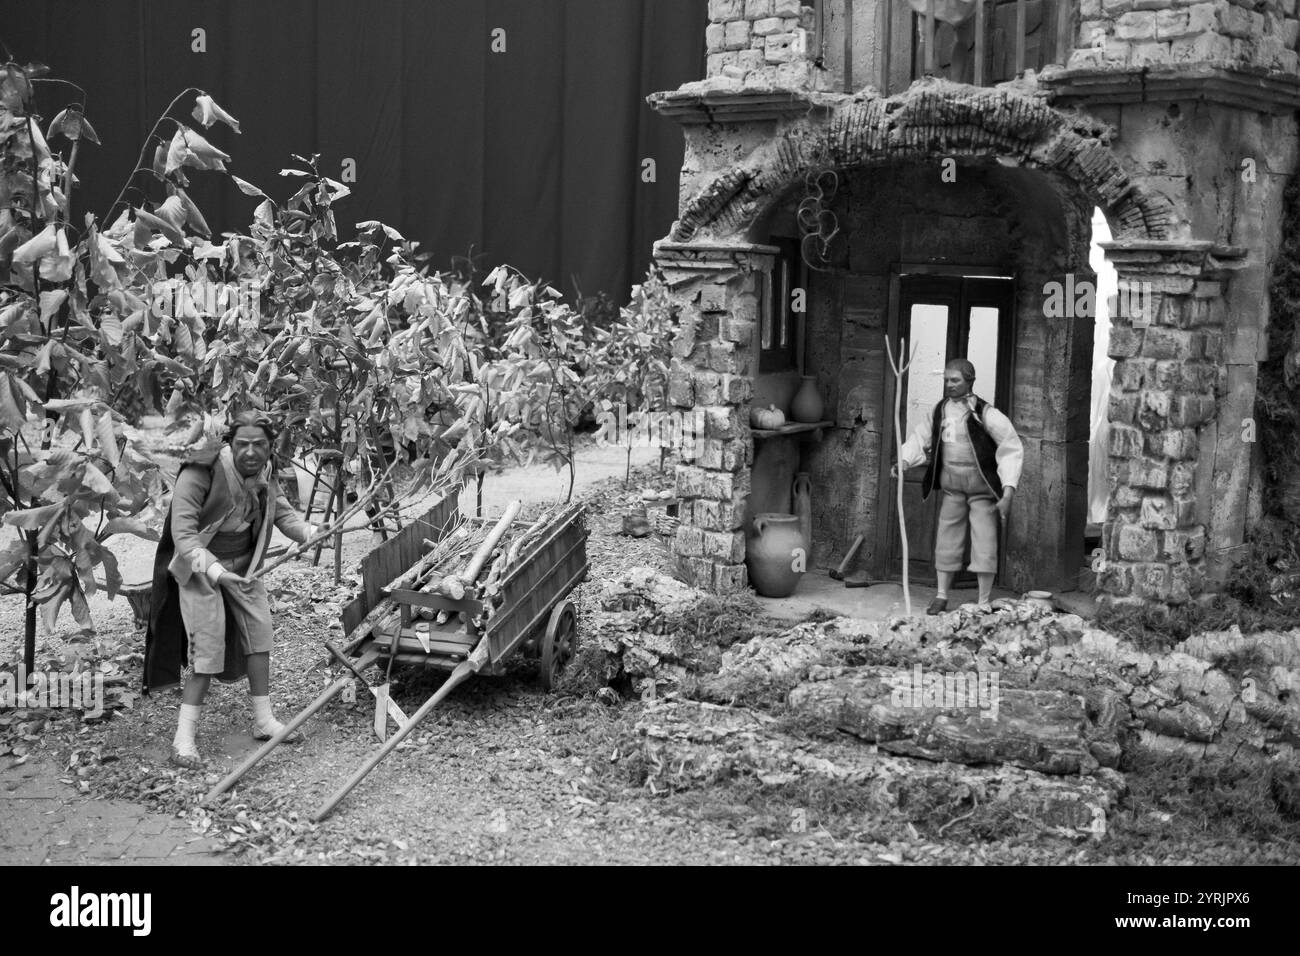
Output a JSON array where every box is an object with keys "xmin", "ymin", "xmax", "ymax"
[
  {"xmin": 746, "ymin": 513, "xmax": 806, "ymax": 598},
  {"xmin": 790, "ymin": 375, "xmax": 824, "ymax": 423}
]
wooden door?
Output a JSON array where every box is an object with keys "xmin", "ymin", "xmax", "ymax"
[{"xmin": 882, "ymin": 273, "xmax": 1014, "ymax": 586}]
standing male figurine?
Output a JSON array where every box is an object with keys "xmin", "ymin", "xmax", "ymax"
[
  {"xmin": 143, "ymin": 411, "xmax": 321, "ymax": 768},
  {"xmin": 891, "ymin": 359, "xmax": 1022, "ymax": 614}
]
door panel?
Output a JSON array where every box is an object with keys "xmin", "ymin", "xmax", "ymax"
[{"xmin": 883, "ymin": 273, "xmax": 1014, "ymax": 587}]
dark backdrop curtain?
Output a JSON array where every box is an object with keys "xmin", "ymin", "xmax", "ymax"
[{"xmin": 0, "ymin": 0, "xmax": 703, "ymax": 301}]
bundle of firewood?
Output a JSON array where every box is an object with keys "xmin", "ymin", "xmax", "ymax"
[{"xmin": 395, "ymin": 500, "xmax": 568, "ymax": 631}]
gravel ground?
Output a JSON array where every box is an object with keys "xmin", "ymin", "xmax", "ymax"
[{"xmin": 4, "ymin": 440, "xmax": 1297, "ymax": 865}]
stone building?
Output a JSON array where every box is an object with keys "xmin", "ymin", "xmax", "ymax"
[{"xmin": 651, "ymin": 0, "xmax": 1300, "ymax": 607}]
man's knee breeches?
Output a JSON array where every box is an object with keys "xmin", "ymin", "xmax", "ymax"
[{"xmin": 934, "ymin": 461, "xmax": 998, "ymax": 574}]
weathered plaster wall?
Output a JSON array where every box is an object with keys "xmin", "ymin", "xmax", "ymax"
[{"xmin": 751, "ymin": 163, "xmax": 1092, "ymax": 588}]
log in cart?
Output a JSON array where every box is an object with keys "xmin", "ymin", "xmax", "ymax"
[{"xmin": 204, "ymin": 490, "xmax": 589, "ymax": 820}]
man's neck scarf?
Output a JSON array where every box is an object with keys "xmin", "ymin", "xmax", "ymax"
[{"xmin": 218, "ymin": 444, "xmax": 270, "ymax": 525}]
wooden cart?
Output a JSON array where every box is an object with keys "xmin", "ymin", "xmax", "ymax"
[
  {"xmin": 204, "ymin": 491, "xmax": 589, "ymax": 819},
  {"xmin": 368, "ymin": 500, "xmax": 588, "ymax": 689}
]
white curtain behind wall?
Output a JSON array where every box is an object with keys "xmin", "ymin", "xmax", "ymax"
[{"xmin": 1088, "ymin": 208, "xmax": 1117, "ymax": 525}]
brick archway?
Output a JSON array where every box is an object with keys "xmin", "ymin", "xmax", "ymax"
[
  {"xmin": 667, "ymin": 77, "xmax": 1173, "ymax": 245},
  {"xmin": 656, "ymin": 78, "xmax": 1227, "ymax": 607}
]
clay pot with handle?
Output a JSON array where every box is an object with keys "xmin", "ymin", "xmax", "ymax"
[{"xmin": 745, "ymin": 513, "xmax": 806, "ymax": 598}]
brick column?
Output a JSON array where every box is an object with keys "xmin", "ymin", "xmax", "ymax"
[
  {"xmin": 654, "ymin": 240, "xmax": 773, "ymax": 594},
  {"xmin": 1098, "ymin": 240, "xmax": 1225, "ymax": 606}
]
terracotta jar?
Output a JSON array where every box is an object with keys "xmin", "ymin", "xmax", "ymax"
[
  {"xmin": 746, "ymin": 513, "xmax": 806, "ymax": 598},
  {"xmin": 791, "ymin": 375, "xmax": 824, "ymax": 423}
]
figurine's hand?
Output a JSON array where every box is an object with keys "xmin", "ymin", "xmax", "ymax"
[
  {"xmin": 218, "ymin": 571, "xmax": 255, "ymax": 592},
  {"xmin": 997, "ymin": 492, "xmax": 1013, "ymax": 521}
]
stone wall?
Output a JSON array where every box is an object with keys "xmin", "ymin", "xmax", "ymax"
[
  {"xmin": 1071, "ymin": 0, "xmax": 1300, "ymax": 72},
  {"xmin": 705, "ymin": 0, "xmax": 819, "ymax": 90}
]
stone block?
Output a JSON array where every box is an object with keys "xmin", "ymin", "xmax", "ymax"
[
  {"xmin": 1109, "ymin": 392, "xmax": 1138, "ymax": 424},
  {"xmin": 1115, "ymin": 11, "xmax": 1158, "ymax": 40},
  {"xmin": 696, "ymin": 497, "xmax": 745, "ymax": 531},
  {"xmin": 1285, "ymin": 20, "xmax": 1299, "ymax": 47},
  {"xmin": 1185, "ymin": 2, "xmax": 1219, "ymax": 34},
  {"xmin": 705, "ymin": 405, "xmax": 742, "ymax": 440},
  {"xmin": 772, "ymin": 60, "xmax": 809, "ymax": 87},
  {"xmin": 752, "ymin": 16, "xmax": 784, "ymax": 35},
  {"xmin": 706, "ymin": 53, "xmax": 727, "ymax": 76},
  {"xmin": 672, "ymin": 311, "xmax": 698, "ymax": 359},
  {"xmin": 699, "ymin": 440, "xmax": 725, "ymax": 471},
  {"xmin": 674, "ymin": 524, "xmax": 704, "ymax": 557},
  {"xmin": 706, "ymin": 23, "xmax": 727, "ymax": 53},
  {"xmin": 1170, "ymin": 495, "xmax": 1197, "ymax": 526},
  {"xmin": 668, "ymin": 363, "xmax": 694, "ymax": 408},
  {"xmin": 721, "ymin": 315, "xmax": 756, "ymax": 345},
  {"xmin": 1220, "ymin": 4, "xmax": 1256, "ymax": 38},
  {"xmin": 1149, "ymin": 360, "xmax": 1180, "ymax": 390},
  {"xmin": 702, "ymin": 469, "xmax": 745, "ymax": 501},
  {"xmin": 1108, "ymin": 327, "xmax": 1143, "ymax": 358},
  {"xmin": 1118, "ymin": 524, "xmax": 1160, "ymax": 561},
  {"xmin": 676, "ymin": 465, "xmax": 706, "ymax": 498},
  {"xmin": 713, "ymin": 562, "xmax": 749, "ymax": 594},
  {"xmin": 709, "ymin": 0, "xmax": 744, "ymax": 21},
  {"xmin": 1156, "ymin": 8, "xmax": 1192, "ymax": 38},
  {"xmin": 1145, "ymin": 428, "xmax": 1199, "ymax": 460},
  {"xmin": 1102, "ymin": 0, "xmax": 1135, "ymax": 13},
  {"xmin": 1069, "ymin": 47, "xmax": 1106, "ymax": 68},
  {"xmin": 1114, "ymin": 485, "xmax": 1144, "ymax": 508},
  {"xmin": 772, "ymin": 0, "xmax": 803, "ymax": 14},
  {"xmin": 693, "ymin": 370, "xmax": 723, "ymax": 405},
  {"xmin": 745, "ymin": 0, "xmax": 773, "ymax": 17},
  {"xmin": 1131, "ymin": 41, "xmax": 1172, "ymax": 65},
  {"xmin": 1142, "ymin": 328, "xmax": 1195, "ymax": 361},
  {"xmin": 1137, "ymin": 389, "xmax": 1173, "ymax": 428},
  {"xmin": 1140, "ymin": 495, "xmax": 1178, "ymax": 530},
  {"xmin": 1099, "ymin": 561, "xmax": 1134, "ymax": 595},
  {"xmin": 1103, "ymin": 38, "xmax": 1132, "ymax": 65},
  {"xmin": 702, "ymin": 529, "xmax": 746, "ymax": 563},
  {"xmin": 1081, "ymin": 0, "xmax": 1101, "ymax": 16},
  {"xmin": 735, "ymin": 49, "xmax": 766, "ymax": 71},
  {"xmin": 764, "ymin": 31, "xmax": 804, "ymax": 63},
  {"xmin": 1114, "ymin": 359, "xmax": 1148, "ymax": 391},
  {"xmin": 721, "ymin": 374, "xmax": 752, "ymax": 404},
  {"xmin": 724, "ymin": 19, "xmax": 751, "ymax": 50},
  {"xmin": 677, "ymin": 555, "xmax": 714, "ymax": 589},
  {"xmin": 1109, "ymin": 424, "xmax": 1145, "ymax": 458},
  {"xmin": 1168, "ymin": 462, "xmax": 1195, "ymax": 496},
  {"xmin": 699, "ymin": 284, "xmax": 729, "ymax": 313},
  {"xmin": 708, "ymin": 341, "xmax": 739, "ymax": 375},
  {"xmin": 1129, "ymin": 458, "xmax": 1169, "ymax": 490},
  {"xmin": 1201, "ymin": 330, "xmax": 1223, "ymax": 360},
  {"xmin": 1171, "ymin": 393, "xmax": 1215, "ymax": 427},
  {"xmin": 1171, "ymin": 32, "xmax": 1236, "ymax": 62},
  {"xmin": 1132, "ymin": 563, "xmax": 1171, "ymax": 600}
]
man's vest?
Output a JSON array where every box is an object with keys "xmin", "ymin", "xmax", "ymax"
[{"xmin": 921, "ymin": 396, "xmax": 1003, "ymax": 501}]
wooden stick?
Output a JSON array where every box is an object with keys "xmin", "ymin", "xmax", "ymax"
[
  {"xmin": 434, "ymin": 500, "xmax": 520, "ymax": 598},
  {"xmin": 886, "ymin": 336, "xmax": 919, "ymax": 617}
]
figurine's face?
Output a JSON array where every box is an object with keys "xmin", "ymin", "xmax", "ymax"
[
  {"xmin": 230, "ymin": 426, "xmax": 271, "ymax": 478},
  {"xmin": 944, "ymin": 368, "xmax": 973, "ymax": 400}
]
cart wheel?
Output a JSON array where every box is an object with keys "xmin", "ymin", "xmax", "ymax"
[{"xmin": 539, "ymin": 600, "xmax": 577, "ymax": 692}]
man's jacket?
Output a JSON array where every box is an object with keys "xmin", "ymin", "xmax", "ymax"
[
  {"xmin": 898, "ymin": 394, "xmax": 1023, "ymax": 501},
  {"xmin": 142, "ymin": 452, "xmax": 312, "ymax": 693}
]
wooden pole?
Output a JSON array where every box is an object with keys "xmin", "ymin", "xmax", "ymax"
[
  {"xmin": 1015, "ymin": 0, "xmax": 1027, "ymax": 75},
  {"xmin": 925, "ymin": 0, "xmax": 936, "ymax": 75},
  {"xmin": 974, "ymin": 0, "xmax": 985, "ymax": 86},
  {"xmin": 886, "ymin": 336, "xmax": 918, "ymax": 617}
]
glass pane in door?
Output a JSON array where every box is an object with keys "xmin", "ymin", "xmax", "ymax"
[
  {"xmin": 967, "ymin": 305, "xmax": 999, "ymax": 402},
  {"xmin": 904, "ymin": 303, "xmax": 950, "ymax": 435}
]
